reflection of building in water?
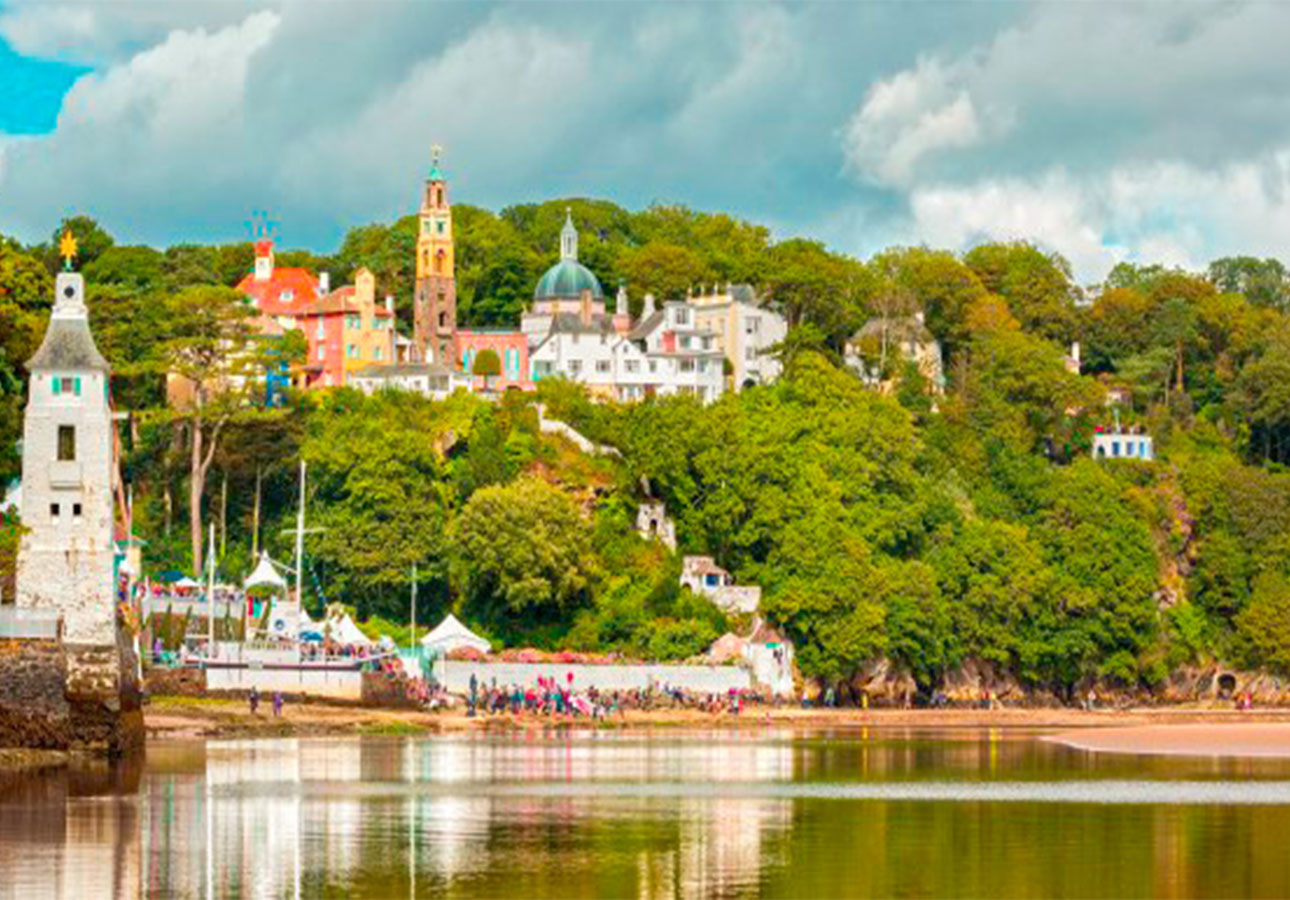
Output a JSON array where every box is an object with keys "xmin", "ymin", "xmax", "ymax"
[{"xmin": 0, "ymin": 762, "xmax": 143, "ymax": 900}]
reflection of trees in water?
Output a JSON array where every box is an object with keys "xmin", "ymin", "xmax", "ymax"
[{"xmin": 9, "ymin": 735, "xmax": 1290, "ymax": 898}]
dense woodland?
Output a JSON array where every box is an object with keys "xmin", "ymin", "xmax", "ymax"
[{"xmin": 4, "ymin": 200, "xmax": 1290, "ymax": 694}]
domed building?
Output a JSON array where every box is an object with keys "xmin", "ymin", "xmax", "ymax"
[
  {"xmin": 532, "ymin": 210, "xmax": 604, "ymax": 311},
  {"xmin": 521, "ymin": 210, "xmax": 627, "ymax": 341}
]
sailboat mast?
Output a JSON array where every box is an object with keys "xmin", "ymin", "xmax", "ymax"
[{"xmin": 295, "ymin": 459, "xmax": 306, "ymax": 608}]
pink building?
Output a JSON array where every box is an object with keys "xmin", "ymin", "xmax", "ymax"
[{"xmin": 456, "ymin": 330, "xmax": 533, "ymax": 391}]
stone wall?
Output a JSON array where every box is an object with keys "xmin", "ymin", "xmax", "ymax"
[
  {"xmin": 438, "ymin": 660, "xmax": 750, "ymax": 695},
  {"xmin": 361, "ymin": 671, "xmax": 420, "ymax": 709},
  {"xmin": 0, "ymin": 639, "xmax": 69, "ymax": 749}
]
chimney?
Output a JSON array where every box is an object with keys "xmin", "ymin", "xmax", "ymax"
[
  {"xmin": 580, "ymin": 288, "xmax": 593, "ymax": 326},
  {"xmin": 643, "ymin": 292, "xmax": 656, "ymax": 316},
  {"xmin": 616, "ymin": 283, "xmax": 628, "ymax": 317},
  {"xmin": 318, "ymin": 271, "xmax": 330, "ymax": 296},
  {"xmin": 1071, "ymin": 341, "xmax": 1081, "ymax": 366},
  {"xmin": 253, "ymin": 239, "xmax": 274, "ymax": 282}
]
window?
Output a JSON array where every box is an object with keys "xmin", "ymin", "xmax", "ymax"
[
  {"xmin": 374, "ymin": 347, "xmax": 384, "ymax": 361},
  {"xmin": 648, "ymin": 360, "xmax": 657, "ymax": 373},
  {"xmin": 345, "ymin": 314, "xmax": 361, "ymax": 330},
  {"xmin": 317, "ymin": 344, "xmax": 326, "ymax": 360},
  {"xmin": 746, "ymin": 318, "xmax": 760, "ymax": 335},
  {"xmin": 568, "ymin": 360, "xmax": 582, "ymax": 374},
  {"xmin": 315, "ymin": 321, "xmax": 324, "ymax": 338},
  {"xmin": 680, "ymin": 336, "xmax": 691, "ymax": 349},
  {"xmin": 346, "ymin": 344, "xmax": 359, "ymax": 360},
  {"xmin": 680, "ymin": 360, "xmax": 695, "ymax": 373},
  {"xmin": 596, "ymin": 360, "xmax": 611, "ymax": 373},
  {"xmin": 697, "ymin": 360, "xmax": 707, "ymax": 373},
  {"xmin": 674, "ymin": 308, "xmax": 690, "ymax": 325},
  {"xmin": 571, "ymin": 333, "xmax": 580, "ymax": 345},
  {"xmin": 435, "ymin": 187, "xmax": 444, "ymax": 206},
  {"xmin": 57, "ymin": 425, "xmax": 75, "ymax": 461},
  {"xmin": 54, "ymin": 376, "xmax": 80, "ymax": 397},
  {"xmin": 72, "ymin": 503, "xmax": 82, "ymax": 522},
  {"xmin": 624, "ymin": 360, "xmax": 639, "ymax": 373},
  {"xmin": 434, "ymin": 250, "xmax": 445, "ymax": 275},
  {"xmin": 281, "ymin": 290, "xmax": 294, "ymax": 302},
  {"xmin": 438, "ymin": 311, "xmax": 447, "ymax": 329},
  {"xmin": 1111, "ymin": 441, "xmax": 1120, "ymax": 457},
  {"xmin": 436, "ymin": 220, "xmax": 445, "ymax": 234},
  {"xmin": 50, "ymin": 503, "xmax": 60, "ymax": 521}
]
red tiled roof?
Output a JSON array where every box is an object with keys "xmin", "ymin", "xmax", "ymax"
[{"xmin": 237, "ymin": 268, "xmax": 321, "ymax": 316}]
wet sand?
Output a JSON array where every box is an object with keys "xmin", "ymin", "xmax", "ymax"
[
  {"xmin": 1049, "ymin": 723, "xmax": 1290, "ymax": 757},
  {"xmin": 142, "ymin": 696, "xmax": 1290, "ymax": 741}
]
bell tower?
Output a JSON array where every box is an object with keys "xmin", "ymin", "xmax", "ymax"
[
  {"xmin": 413, "ymin": 145, "xmax": 457, "ymax": 365},
  {"xmin": 14, "ymin": 232, "xmax": 142, "ymax": 753}
]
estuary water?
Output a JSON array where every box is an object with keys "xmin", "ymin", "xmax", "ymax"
[{"xmin": 2, "ymin": 727, "xmax": 1290, "ymax": 899}]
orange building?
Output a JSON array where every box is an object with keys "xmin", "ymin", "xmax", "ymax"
[
  {"xmin": 297, "ymin": 268, "xmax": 396, "ymax": 388},
  {"xmin": 456, "ymin": 330, "xmax": 533, "ymax": 392},
  {"xmin": 413, "ymin": 147, "xmax": 457, "ymax": 365},
  {"xmin": 236, "ymin": 238, "xmax": 323, "ymax": 325}
]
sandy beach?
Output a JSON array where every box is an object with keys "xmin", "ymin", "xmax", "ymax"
[
  {"xmin": 142, "ymin": 696, "xmax": 1290, "ymax": 747},
  {"xmin": 1048, "ymin": 722, "xmax": 1290, "ymax": 757}
]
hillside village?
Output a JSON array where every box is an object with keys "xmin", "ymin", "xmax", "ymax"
[{"xmin": 3, "ymin": 151, "xmax": 1290, "ymax": 706}]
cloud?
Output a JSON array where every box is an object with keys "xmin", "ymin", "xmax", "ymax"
[
  {"xmin": 0, "ymin": 10, "xmax": 280, "ymax": 241},
  {"xmin": 899, "ymin": 153, "xmax": 1290, "ymax": 281},
  {"xmin": 843, "ymin": 58, "xmax": 995, "ymax": 188}
]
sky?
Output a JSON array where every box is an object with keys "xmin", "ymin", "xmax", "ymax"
[{"xmin": 3, "ymin": 1, "xmax": 1290, "ymax": 282}]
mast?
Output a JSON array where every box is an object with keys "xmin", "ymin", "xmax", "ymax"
[
  {"xmin": 410, "ymin": 563, "xmax": 417, "ymax": 654},
  {"xmin": 295, "ymin": 459, "xmax": 306, "ymax": 608},
  {"xmin": 207, "ymin": 522, "xmax": 216, "ymax": 650}
]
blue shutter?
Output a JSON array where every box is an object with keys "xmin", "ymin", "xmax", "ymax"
[
  {"xmin": 52, "ymin": 377, "xmax": 61, "ymax": 396},
  {"xmin": 73, "ymin": 377, "xmax": 82, "ymax": 396}
]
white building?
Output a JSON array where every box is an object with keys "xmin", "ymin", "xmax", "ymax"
[
  {"xmin": 530, "ymin": 298, "xmax": 726, "ymax": 404},
  {"xmin": 1093, "ymin": 430, "xmax": 1154, "ymax": 461},
  {"xmin": 16, "ymin": 270, "xmax": 117, "ymax": 646},
  {"xmin": 349, "ymin": 361, "xmax": 472, "ymax": 400},
  {"xmin": 844, "ymin": 311, "xmax": 945, "ymax": 393},
  {"xmin": 680, "ymin": 556, "xmax": 761, "ymax": 615},
  {"xmin": 690, "ymin": 284, "xmax": 787, "ymax": 389}
]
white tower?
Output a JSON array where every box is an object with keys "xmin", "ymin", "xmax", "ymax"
[
  {"xmin": 16, "ymin": 268, "xmax": 117, "ymax": 645},
  {"xmin": 560, "ymin": 208, "xmax": 578, "ymax": 261}
]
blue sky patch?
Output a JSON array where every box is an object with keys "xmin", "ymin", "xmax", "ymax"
[{"xmin": 0, "ymin": 38, "xmax": 86, "ymax": 135}]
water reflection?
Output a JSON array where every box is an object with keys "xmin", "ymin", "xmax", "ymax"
[{"xmin": 1, "ymin": 729, "xmax": 1290, "ymax": 898}]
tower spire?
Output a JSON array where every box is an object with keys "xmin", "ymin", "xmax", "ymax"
[{"xmin": 560, "ymin": 207, "xmax": 578, "ymax": 262}]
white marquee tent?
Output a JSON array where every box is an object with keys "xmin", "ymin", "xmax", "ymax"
[
  {"xmin": 323, "ymin": 612, "xmax": 373, "ymax": 647},
  {"xmin": 244, "ymin": 552, "xmax": 288, "ymax": 591},
  {"xmin": 420, "ymin": 614, "xmax": 491, "ymax": 656}
]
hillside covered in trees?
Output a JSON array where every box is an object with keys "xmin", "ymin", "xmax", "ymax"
[{"xmin": 4, "ymin": 201, "xmax": 1290, "ymax": 696}]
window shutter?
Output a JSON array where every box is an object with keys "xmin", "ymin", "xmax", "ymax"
[
  {"xmin": 52, "ymin": 378, "xmax": 61, "ymax": 396},
  {"xmin": 74, "ymin": 377, "xmax": 82, "ymax": 396}
]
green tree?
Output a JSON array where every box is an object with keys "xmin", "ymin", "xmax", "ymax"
[
  {"xmin": 619, "ymin": 242, "xmax": 711, "ymax": 304},
  {"xmin": 452, "ymin": 477, "xmax": 598, "ymax": 637},
  {"xmin": 471, "ymin": 347, "xmax": 501, "ymax": 391},
  {"xmin": 1235, "ymin": 571, "xmax": 1290, "ymax": 674},
  {"xmin": 45, "ymin": 215, "xmax": 115, "ymax": 272},
  {"xmin": 157, "ymin": 285, "xmax": 258, "ymax": 574},
  {"xmin": 1208, "ymin": 256, "xmax": 1290, "ymax": 311}
]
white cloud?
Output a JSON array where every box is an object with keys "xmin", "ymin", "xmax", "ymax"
[
  {"xmin": 0, "ymin": 11, "xmax": 280, "ymax": 240},
  {"xmin": 844, "ymin": 57, "xmax": 995, "ymax": 187},
  {"xmin": 897, "ymin": 153, "xmax": 1290, "ymax": 282}
]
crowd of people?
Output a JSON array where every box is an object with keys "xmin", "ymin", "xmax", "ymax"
[{"xmin": 466, "ymin": 675, "xmax": 763, "ymax": 719}]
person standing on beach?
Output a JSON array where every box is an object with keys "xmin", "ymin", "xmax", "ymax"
[
  {"xmin": 273, "ymin": 691, "xmax": 283, "ymax": 718},
  {"xmin": 249, "ymin": 687, "xmax": 260, "ymax": 716}
]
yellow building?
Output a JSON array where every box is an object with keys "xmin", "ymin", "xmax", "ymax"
[{"xmin": 413, "ymin": 146, "xmax": 457, "ymax": 364}]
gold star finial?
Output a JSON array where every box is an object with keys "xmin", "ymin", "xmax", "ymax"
[{"xmin": 59, "ymin": 230, "xmax": 78, "ymax": 272}]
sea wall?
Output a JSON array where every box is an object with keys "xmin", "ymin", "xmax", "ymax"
[
  {"xmin": 0, "ymin": 639, "xmax": 69, "ymax": 748},
  {"xmin": 438, "ymin": 660, "xmax": 750, "ymax": 694},
  {"xmin": 0, "ymin": 628, "xmax": 144, "ymax": 754}
]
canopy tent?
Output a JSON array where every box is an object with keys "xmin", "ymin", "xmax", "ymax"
[
  {"xmin": 173, "ymin": 576, "xmax": 201, "ymax": 590},
  {"xmin": 420, "ymin": 614, "xmax": 491, "ymax": 656},
  {"xmin": 244, "ymin": 552, "xmax": 288, "ymax": 591},
  {"xmin": 323, "ymin": 612, "xmax": 373, "ymax": 647},
  {"xmin": 156, "ymin": 570, "xmax": 187, "ymax": 584}
]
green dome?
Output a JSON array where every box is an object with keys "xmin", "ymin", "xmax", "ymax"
[{"xmin": 534, "ymin": 259, "xmax": 604, "ymax": 301}]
